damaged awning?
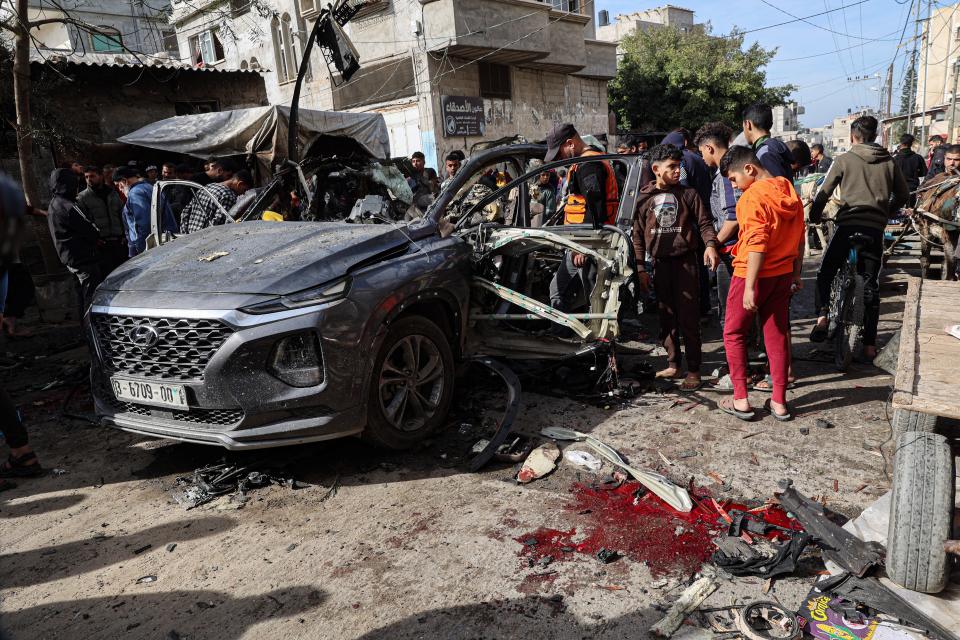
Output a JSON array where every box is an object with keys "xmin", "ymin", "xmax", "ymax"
[{"xmin": 117, "ymin": 105, "xmax": 390, "ymax": 175}]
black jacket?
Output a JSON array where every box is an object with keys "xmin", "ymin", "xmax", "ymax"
[
  {"xmin": 47, "ymin": 169, "xmax": 99, "ymax": 269},
  {"xmin": 893, "ymin": 148, "xmax": 926, "ymax": 190}
]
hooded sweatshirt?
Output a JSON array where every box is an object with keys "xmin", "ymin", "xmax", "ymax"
[
  {"xmin": 632, "ymin": 181, "xmax": 717, "ymax": 264},
  {"xmin": 809, "ymin": 143, "xmax": 910, "ymax": 230},
  {"xmin": 46, "ymin": 169, "xmax": 100, "ymax": 269},
  {"xmin": 732, "ymin": 176, "xmax": 804, "ymax": 279}
]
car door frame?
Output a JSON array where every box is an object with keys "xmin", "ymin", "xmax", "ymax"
[{"xmin": 147, "ymin": 180, "xmax": 234, "ymax": 250}]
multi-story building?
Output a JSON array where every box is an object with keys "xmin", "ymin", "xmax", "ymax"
[
  {"xmin": 771, "ymin": 101, "xmax": 803, "ymax": 140},
  {"xmin": 173, "ymin": 0, "xmax": 617, "ymax": 167},
  {"xmin": 25, "ymin": 0, "xmax": 179, "ymax": 59},
  {"xmin": 595, "ymin": 4, "xmax": 698, "ymax": 51},
  {"xmin": 831, "ymin": 109, "xmax": 877, "ymax": 155}
]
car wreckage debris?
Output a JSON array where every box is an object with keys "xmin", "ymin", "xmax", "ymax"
[
  {"xmin": 774, "ymin": 479, "xmax": 882, "ymax": 577},
  {"xmin": 712, "ymin": 532, "xmax": 811, "ymax": 580},
  {"xmin": 467, "ymin": 357, "xmax": 522, "ymax": 472},
  {"xmin": 172, "ymin": 460, "xmax": 302, "ymax": 510},
  {"xmin": 541, "ymin": 427, "xmax": 693, "ymax": 512},
  {"xmin": 735, "ymin": 601, "xmax": 801, "ymax": 640},
  {"xmin": 650, "ymin": 566, "xmax": 720, "ymax": 638}
]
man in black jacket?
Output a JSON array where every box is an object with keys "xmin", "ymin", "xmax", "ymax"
[
  {"xmin": 892, "ymin": 134, "xmax": 926, "ymax": 206},
  {"xmin": 46, "ymin": 168, "xmax": 102, "ymax": 309}
]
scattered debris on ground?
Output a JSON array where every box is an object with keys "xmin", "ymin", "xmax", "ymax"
[{"xmin": 172, "ymin": 459, "xmax": 303, "ymax": 509}]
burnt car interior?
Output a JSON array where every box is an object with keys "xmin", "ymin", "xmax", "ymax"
[{"xmin": 451, "ymin": 155, "xmax": 636, "ymax": 358}]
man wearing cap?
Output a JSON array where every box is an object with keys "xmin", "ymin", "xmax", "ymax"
[
  {"xmin": 544, "ymin": 122, "xmax": 619, "ymax": 311},
  {"xmin": 180, "ymin": 170, "xmax": 253, "ymax": 234},
  {"xmin": 145, "ymin": 165, "xmax": 159, "ymax": 184}
]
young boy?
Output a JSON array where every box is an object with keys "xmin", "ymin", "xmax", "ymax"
[
  {"xmin": 633, "ymin": 144, "xmax": 720, "ymax": 391},
  {"xmin": 741, "ymin": 103, "xmax": 794, "ymax": 181},
  {"xmin": 718, "ymin": 147, "xmax": 805, "ymax": 421}
]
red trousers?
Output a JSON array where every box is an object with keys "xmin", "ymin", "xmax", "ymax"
[{"xmin": 723, "ymin": 274, "xmax": 792, "ymax": 405}]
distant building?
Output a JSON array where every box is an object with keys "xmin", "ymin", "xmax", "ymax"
[
  {"xmin": 832, "ymin": 109, "xmax": 878, "ymax": 154},
  {"xmin": 771, "ymin": 102, "xmax": 804, "ymax": 140},
  {"xmin": 596, "ymin": 5, "xmax": 700, "ymax": 53}
]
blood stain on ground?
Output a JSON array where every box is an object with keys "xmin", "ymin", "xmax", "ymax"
[{"xmin": 515, "ymin": 482, "xmax": 799, "ymax": 576}]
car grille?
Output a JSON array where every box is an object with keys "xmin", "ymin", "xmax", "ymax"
[
  {"xmin": 108, "ymin": 398, "xmax": 244, "ymax": 428},
  {"xmin": 92, "ymin": 313, "xmax": 233, "ymax": 381}
]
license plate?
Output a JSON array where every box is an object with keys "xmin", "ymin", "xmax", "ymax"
[{"xmin": 111, "ymin": 377, "xmax": 188, "ymax": 409}]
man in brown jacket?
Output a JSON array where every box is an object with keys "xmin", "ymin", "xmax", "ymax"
[{"xmin": 633, "ymin": 144, "xmax": 720, "ymax": 391}]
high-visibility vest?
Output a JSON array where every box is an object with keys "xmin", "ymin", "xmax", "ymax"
[{"xmin": 564, "ymin": 149, "xmax": 619, "ymax": 225}]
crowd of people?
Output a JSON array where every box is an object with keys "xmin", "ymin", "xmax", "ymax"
[{"xmin": 534, "ymin": 103, "xmax": 919, "ymax": 422}]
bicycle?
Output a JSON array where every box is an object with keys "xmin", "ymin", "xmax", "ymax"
[{"xmin": 825, "ymin": 232, "xmax": 872, "ymax": 371}]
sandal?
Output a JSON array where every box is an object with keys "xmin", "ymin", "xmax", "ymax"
[
  {"xmin": 0, "ymin": 451, "xmax": 44, "ymax": 478},
  {"xmin": 752, "ymin": 375, "xmax": 798, "ymax": 392},
  {"xmin": 679, "ymin": 376, "xmax": 703, "ymax": 392},
  {"xmin": 763, "ymin": 399, "xmax": 793, "ymax": 422},
  {"xmin": 655, "ymin": 368, "xmax": 684, "ymax": 380},
  {"xmin": 809, "ymin": 324, "xmax": 829, "ymax": 343},
  {"xmin": 718, "ymin": 396, "xmax": 755, "ymax": 421}
]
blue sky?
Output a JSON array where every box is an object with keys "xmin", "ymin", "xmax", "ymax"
[{"xmin": 595, "ymin": 0, "xmax": 916, "ymax": 128}]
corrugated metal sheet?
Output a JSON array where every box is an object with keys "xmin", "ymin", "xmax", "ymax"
[{"xmin": 29, "ymin": 50, "xmax": 262, "ymax": 74}]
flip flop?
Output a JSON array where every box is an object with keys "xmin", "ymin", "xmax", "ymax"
[
  {"xmin": 655, "ymin": 369, "xmax": 684, "ymax": 380},
  {"xmin": 764, "ymin": 399, "xmax": 793, "ymax": 422},
  {"xmin": 752, "ymin": 375, "xmax": 797, "ymax": 392},
  {"xmin": 718, "ymin": 397, "xmax": 755, "ymax": 421},
  {"xmin": 679, "ymin": 378, "xmax": 703, "ymax": 392}
]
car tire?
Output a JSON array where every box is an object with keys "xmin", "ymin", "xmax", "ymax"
[
  {"xmin": 891, "ymin": 408, "xmax": 938, "ymax": 441},
  {"xmin": 886, "ymin": 431, "xmax": 954, "ymax": 594},
  {"xmin": 364, "ymin": 316, "xmax": 455, "ymax": 450}
]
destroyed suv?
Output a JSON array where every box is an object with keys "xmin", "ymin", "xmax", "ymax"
[{"xmin": 87, "ymin": 145, "xmax": 641, "ymax": 450}]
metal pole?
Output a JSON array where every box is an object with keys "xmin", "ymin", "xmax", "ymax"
[
  {"xmin": 907, "ymin": 0, "xmax": 922, "ymax": 136},
  {"xmin": 949, "ymin": 62, "xmax": 960, "ymax": 143},
  {"xmin": 919, "ymin": 0, "xmax": 933, "ymax": 154}
]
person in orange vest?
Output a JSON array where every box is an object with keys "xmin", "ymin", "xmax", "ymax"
[{"xmin": 543, "ymin": 123, "xmax": 619, "ymax": 311}]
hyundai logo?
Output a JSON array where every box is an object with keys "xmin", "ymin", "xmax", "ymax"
[{"xmin": 129, "ymin": 324, "xmax": 160, "ymax": 348}]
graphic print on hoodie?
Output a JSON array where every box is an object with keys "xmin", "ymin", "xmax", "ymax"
[{"xmin": 632, "ymin": 182, "xmax": 717, "ymax": 264}]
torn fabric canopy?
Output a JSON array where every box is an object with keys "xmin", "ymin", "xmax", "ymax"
[{"xmin": 117, "ymin": 105, "xmax": 390, "ymax": 178}]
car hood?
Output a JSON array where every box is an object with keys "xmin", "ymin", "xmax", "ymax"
[{"xmin": 100, "ymin": 222, "xmax": 412, "ymax": 295}]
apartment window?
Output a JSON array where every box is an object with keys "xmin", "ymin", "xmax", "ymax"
[
  {"xmin": 548, "ymin": 0, "xmax": 580, "ymax": 13},
  {"xmin": 230, "ymin": 0, "xmax": 251, "ymax": 16},
  {"xmin": 189, "ymin": 29, "xmax": 224, "ymax": 65},
  {"xmin": 271, "ymin": 14, "xmax": 298, "ymax": 83},
  {"xmin": 299, "ymin": 0, "xmax": 318, "ymax": 15},
  {"xmin": 479, "ymin": 62, "xmax": 511, "ymax": 99},
  {"xmin": 90, "ymin": 27, "xmax": 123, "ymax": 53},
  {"xmin": 161, "ymin": 30, "xmax": 180, "ymax": 56}
]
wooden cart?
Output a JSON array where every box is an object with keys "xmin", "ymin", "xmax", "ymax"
[{"xmin": 887, "ymin": 277, "xmax": 959, "ymax": 594}]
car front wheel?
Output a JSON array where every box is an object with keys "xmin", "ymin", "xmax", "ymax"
[{"xmin": 364, "ymin": 316, "xmax": 454, "ymax": 449}]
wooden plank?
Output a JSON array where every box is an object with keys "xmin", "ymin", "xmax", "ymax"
[
  {"xmin": 893, "ymin": 277, "xmax": 921, "ymax": 408},
  {"xmin": 902, "ymin": 396, "xmax": 960, "ymax": 421}
]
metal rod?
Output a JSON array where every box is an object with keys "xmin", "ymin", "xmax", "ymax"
[
  {"xmin": 920, "ymin": 0, "xmax": 933, "ymax": 154},
  {"xmin": 470, "ymin": 313, "xmax": 616, "ymax": 320}
]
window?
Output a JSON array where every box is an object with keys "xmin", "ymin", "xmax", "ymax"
[
  {"xmin": 299, "ymin": 0, "xmax": 318, "ymax": 14},
  {"xmin": 547, "ymin": 0, "xmax": 580, "ymax": 12},
  {"xmin": 479, "ymin": 62, "xmax": 511, "ymax": 99},
  {"xmin": 271, "ymin": 13, "xmax": 299, "ymax": 83},
  {"xmin": 230, "ymin": 0, "xmax": 251, "ymax": 16},
  {"xmin": 91, "ymin": 27, "xmax": 123, "ymax": 53},
  {"xmin": 161, "ymin": 30, "xmax": 180, "ymax": 56},
  {"xmin": 188, "ymin": 29, "xmax": 224, "ymax": 65}
]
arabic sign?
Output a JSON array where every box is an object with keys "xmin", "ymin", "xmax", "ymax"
[{"xmin": 440, "ymin": 95, "xmax": 485, "ymax": 137}]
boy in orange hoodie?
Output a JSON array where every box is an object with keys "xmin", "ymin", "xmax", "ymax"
[{"xmin": 718, "ymin": 146, "xmax": 805, "ymax": 421}]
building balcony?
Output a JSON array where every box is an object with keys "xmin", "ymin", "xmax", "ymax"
[{"xmin": 421, "ymin": 0, "xmax": 560, "ymax": 66}]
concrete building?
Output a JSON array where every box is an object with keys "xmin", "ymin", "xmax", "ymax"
[
  {"xmin": 771, "ymin": 101, "xmax": 804, "ymax": 140},
  {"xmin": 172, "ymin": 1, "xmax": 617, "ymax": 167},
  {"xmin": 24, "ymin": 0, "xmax": 178, "ymax": 59},
  {"xmin": 596, "ymin": 4, "xmax": 698, "ymax": 51},
  {"xmin": 831, "ymin": 109, "xmax": 878, "ymax": 155}
]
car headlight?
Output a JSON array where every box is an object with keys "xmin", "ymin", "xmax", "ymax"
[
  {"xmin": 268, "ymin": 332, "xmax": 323, "ymax": 387},
  {"xmin": 241, "ymin": 278, "xmax": 351, "ymax": 315}
]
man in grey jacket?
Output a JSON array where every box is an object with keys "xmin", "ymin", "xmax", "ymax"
[
  {"xmin": 808, "ymin": 116, "xmax": 910, "ymax": 359},
  {"xmin": 77, "ymin": 165, "xmax": 126, "ymax": 272}
]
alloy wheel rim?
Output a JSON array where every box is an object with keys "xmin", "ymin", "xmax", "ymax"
[{"xmin": 379, "ymin": 334, "xmax": 444, "ymax": 431}]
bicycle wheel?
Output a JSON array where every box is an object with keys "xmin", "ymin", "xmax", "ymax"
[{"xmin": 834, "ymin": 273, "xmax": 865, "ymax": 370}]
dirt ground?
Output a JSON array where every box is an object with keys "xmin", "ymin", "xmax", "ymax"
[{"xmin": 0, "ymin": 258, "xmax": 924, "ymax": 639}]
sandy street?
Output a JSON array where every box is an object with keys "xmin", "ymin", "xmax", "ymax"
[{"xmin": 0, "ymin": 260, "xmax": 914, "ymax": 639}]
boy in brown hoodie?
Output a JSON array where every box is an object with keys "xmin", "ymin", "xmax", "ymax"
[{"xmin": 633, "ymin": 144, "xmax": 720, "ymax": 391}]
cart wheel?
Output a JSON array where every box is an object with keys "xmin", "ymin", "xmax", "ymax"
[
  {"xmin": 887, "ymin": 431, "xmax": 954, "ymax": 594},
  {"xmin": 891, "ymin": 408, "xmax": 938, "ymax": 441}
]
